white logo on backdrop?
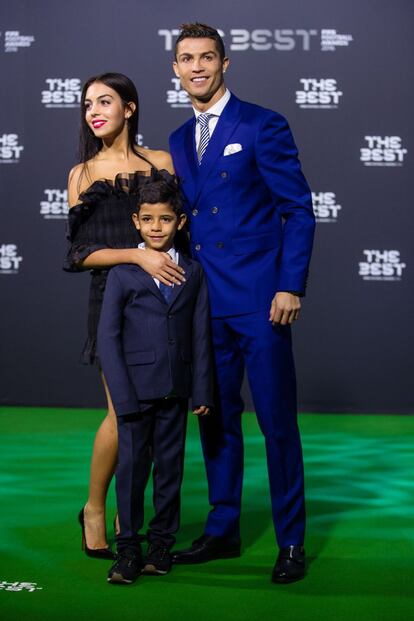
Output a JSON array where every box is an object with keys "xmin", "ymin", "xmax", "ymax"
[
  {"xmin": 3, "ymin": 31, "xmax": 35, "ymax": 52},
  {"xmin": 320, "ymin": 30, "xmax": 353, "ymax": 51},
  {"xmin": 0, "ymin": 134, "xmax": 24, "ymax": 163},
  {"xmin": 40, "ymin": 189, "xmax": 68, "ymax": 220},
  {"xmin": 166, "ymin": 78, "xmax": 191, "ymax": 109},
  {"xmin": 135, "ymin": 134, "xmax": 149, "ymax": 149},
  {"xmin": 296, "ymin": 79, "xmax": 343, "ymax": 109},
  {"xmin": 360, "ymin": 136, "xmax": 407, "ymax": 166},
  {"xmin": 312, "ymin": 192, "xmax": 342, "ymax": 222},
  {"xmin": 41, "ymin": 79, "xmax": 81, "ymax": 108},
  {"xmin": 0, "ymin": 244, "xmax": 23, "ymax": 274},
  {"xmin": 225, "ymin": 29, "xmax": 318, "ymax": 51},
  {"xmin": 159, "ymin": 28, "xmax": 351, "ymax": 52},
  {"xmin": 359, "ymin": 250, "xmax": 406, "ymax": 281}
]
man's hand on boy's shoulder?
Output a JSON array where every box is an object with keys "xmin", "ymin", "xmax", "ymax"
[{"xmin": 193, "ymin": 405, "xmax": 210, "ymax": 417}]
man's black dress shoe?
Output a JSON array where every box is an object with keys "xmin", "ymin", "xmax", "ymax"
[
  {"xmin": 107, "ymin": 546, "xmax": 142, "ymax": 585},
  {"xmin": 271, "ymin": 545, "xmax": 306, "ymax": 584},
  {"xmin": 172, "ymin": 534, "xmax": 241, "ymax": 564}
]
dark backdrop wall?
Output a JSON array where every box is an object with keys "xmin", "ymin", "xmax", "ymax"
[{"xmin": 0, "ymin": 0, "xmax": 412, "ymax": 413}]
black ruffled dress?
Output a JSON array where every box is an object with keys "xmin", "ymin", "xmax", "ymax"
[{"xmin": 64, "ymin": 170, "xmax": 154, "ymax": 365}]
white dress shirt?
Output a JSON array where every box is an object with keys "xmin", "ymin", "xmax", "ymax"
[
  {"xmin": 193, "ymin": 88, "xmax": 231, "ymax": 149},
  {"xmin": 138, "ymin": 242, "xmax": 179, "ymax": 289}
]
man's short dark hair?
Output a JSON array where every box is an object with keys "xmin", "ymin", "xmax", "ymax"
[
  {"xmin": 175, "ymin": 23, "xmax": 226, "ymax": 61},
  {"xmin": 136, "ymin": 171, "xmax": 183, "ymax": 216}
]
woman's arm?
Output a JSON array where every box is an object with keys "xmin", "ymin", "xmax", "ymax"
[
  {"xmin": 68, "ymin": 163, "xmax": 86, "ymax": 207},
  {"xmin": 82, "ymin": 247, "xmax": 185, "ymax": 285}
]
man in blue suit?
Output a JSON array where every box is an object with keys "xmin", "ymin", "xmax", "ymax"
[
  {"xmin": 97, "ymin": 173, "xmax": 214, "ymax": 584},
  {"xmin": 169, "ymin": 23, "xmax": 315, "ymax": 583}
]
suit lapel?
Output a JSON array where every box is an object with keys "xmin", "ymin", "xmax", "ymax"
[
  {"xmin": 167, "ymin": 254, "xmax": 193, "ymax": 308},
  {"xmin": 177, "ymin": 119, "xmax": 198, "ymax": 205},
  {"xmin": 130, "ymin": 266, "xmax": 165, "ymax": 304},
  {"xmin": 129, "ymin": 256, "xmax": 193, "ymax": 308},
  {"xmin": 194, "ymin": 95, "xmax": 242, "ymax": 204}
]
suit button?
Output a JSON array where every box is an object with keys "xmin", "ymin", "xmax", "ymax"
[
  {"xmin": 195, "ymin": 244, "xmax": 201, "ymax": 251},
  {"xmin": 192, "ymin": 208, "xmax": 198, "ymax": 216},
  {"xmin": 220, "ymin": 171, "xmax": 228, "ymax": 178},
  {"xmin": 168, "ymin": 338, "xmax": 175, "ymax": 345},
  {"xmin": 216, "ymin": 241, "xmax": 224, "ymax": 249},
  {"xmin": 211, "ymin": 206, "xmax": 219, "ymax": 214},
  {"xmin": 168, "ymin": 314, "xmax": 173, "ymax": 319}
]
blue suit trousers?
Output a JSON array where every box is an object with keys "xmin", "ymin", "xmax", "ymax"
[{"xmin": 199, "ymin": 311, "xmax": 306, "ymax": 547}]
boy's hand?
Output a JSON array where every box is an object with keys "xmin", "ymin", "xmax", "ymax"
[{"xmin": 193, "ymin": 405, "xmax": 210, "ymax": 417}]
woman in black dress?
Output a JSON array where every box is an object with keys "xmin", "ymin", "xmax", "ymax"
[{"xmin": 65, "ymin": 73, "xmax": 185, "ymax": 557}]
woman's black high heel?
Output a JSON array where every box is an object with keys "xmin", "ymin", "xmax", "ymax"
[{"xmin": 78, "ymin": 508, "xmax": 115, "ymax": 560}]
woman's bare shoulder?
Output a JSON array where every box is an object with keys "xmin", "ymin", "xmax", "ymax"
[
  {"xmin": 67, "ymin": 162, "xmax": 95, "ymax": 207},
  {"xmin": 143, "ymin": 148, "xmax": 174, "ymax": 174}
]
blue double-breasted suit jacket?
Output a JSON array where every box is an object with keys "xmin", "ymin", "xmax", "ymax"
[{"xmin": 169, "ymin": 93, "xmax": 315, "ymax": 317}]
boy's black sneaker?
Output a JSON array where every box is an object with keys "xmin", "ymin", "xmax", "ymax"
[
  {"xmin": 107, "ymin": 546, "xmax": 142, "ymax": 585},
  {"xmin": 142, "ymin": 540, "xmax": 172, "ymax": 575}
]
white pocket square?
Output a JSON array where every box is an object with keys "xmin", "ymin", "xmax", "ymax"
[{"xmin": 223, "ymin": 143, "xmax": 243, "ymax": 156}]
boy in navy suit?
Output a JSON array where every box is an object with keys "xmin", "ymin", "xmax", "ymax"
[{"xmin": 97, "ymin": 172, "xmax": 214, "ymax": 585}]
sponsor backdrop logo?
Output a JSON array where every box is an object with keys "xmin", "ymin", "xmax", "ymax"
[
  {"xmin": 41, "ymin": 79, "xmax": 81, "ymax": 108},
  {"xmin": 296, "ymin": 79, "xmax": 343, "ymax": 109},
  {"xmin": 320, "ymin": 29, "xmax": 353, "ymax": 51},
  {"xmin": 40, "ymin": 189, "xmax": 68, "ymax": 220},
  {"xmin": 312, "ymin": 192, "xmax": 342, "ymax": 223},
  {"xmin": 0, "ymin": 244, "xmax": 23, "ymax": 274},
  {"xmin": 166, "ymin": 78, "xmax": 191, "ymax": 109},
  {"xmin": 135, "ymin": 133, "xmax": 147, "ymax": 147},
  {"xmin": 360, "ymin": 136, "xmax": 407, "ymax": 166},
  {"xmin": 222, "ymin": 29, "xmax": 318, "ymax": 51},
  {"xmin": 159, "ymin": 28, "xmax": 352, "ymax": 52},
  {"xmin": 0, "ymin": 134, "xmax": 24, "ymax": 163},
  {"xmin": 2, "ymin": 31, "xmax": 35, "ymax": 52},
  {"xmin": 359, "ymin": 250, "xmax": 406, "ymax": 281}
]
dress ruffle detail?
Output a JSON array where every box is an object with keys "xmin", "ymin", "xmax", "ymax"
[{"xmin": 63, "ymin": 168, "xmax": 176, "ymax": 272}]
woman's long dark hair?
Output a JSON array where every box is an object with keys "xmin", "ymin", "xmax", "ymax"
[{"xmin": 78, "ymin": 72, "xmax": 151, "ymax": 167}]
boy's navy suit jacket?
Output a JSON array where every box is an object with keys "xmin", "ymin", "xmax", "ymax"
[{"xmin": 97, "ymin": 254, "xmax": 214, "ymax": 416}]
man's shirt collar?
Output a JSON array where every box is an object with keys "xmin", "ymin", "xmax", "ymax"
[{"xmin": 193, "ymin": 88, "xmax": 231, "ymax": 120}]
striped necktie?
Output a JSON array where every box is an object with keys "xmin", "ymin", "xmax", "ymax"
[{"xmin": 197, "ymin": 113, "xmax": 213, "ymax": 164}]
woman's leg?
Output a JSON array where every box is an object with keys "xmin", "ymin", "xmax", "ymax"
[{"xmin": 83, "ymin": 373, "xmax": 118, "ymax": 549}]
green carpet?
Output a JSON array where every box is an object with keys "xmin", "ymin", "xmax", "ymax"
[{"xmin": 0, "ymin": 408, "xmax": 413, "ymax": 620}]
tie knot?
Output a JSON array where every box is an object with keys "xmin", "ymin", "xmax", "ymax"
[{"xmin": 198, "ymin": 113, "xmax": 212, "ymax": 128}]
